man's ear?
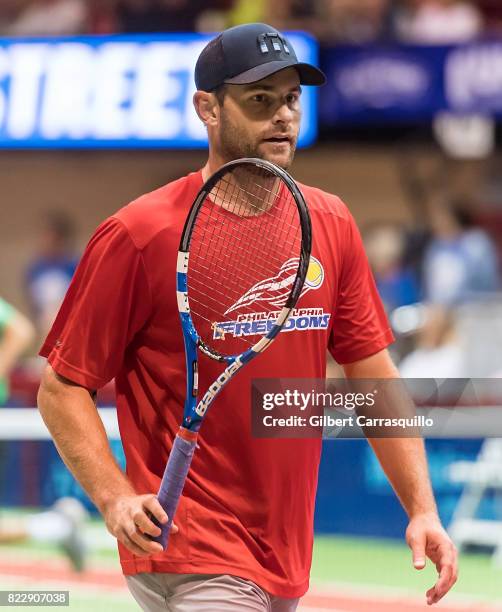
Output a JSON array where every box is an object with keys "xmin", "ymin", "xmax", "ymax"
[{"xmin": 193, "ymin": 91, "xmax": 219, "ymax": 127}]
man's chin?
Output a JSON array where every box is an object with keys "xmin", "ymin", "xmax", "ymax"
[{"xmin": 257, "ymin": 148, "xmax": 294, "ymax": 170}]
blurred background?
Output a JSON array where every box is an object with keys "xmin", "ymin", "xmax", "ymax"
[{"xmin": 1, "ymin": 1, "xmax": 502, "ymax": 610}]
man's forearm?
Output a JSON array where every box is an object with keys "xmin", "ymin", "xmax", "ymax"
[
  {"xmin": 37, "ymin": 365, "xmax": 135, "ymax": 514},
  {"xmin": 367, "ymin": 437, "xmax": 437, "ymax": 518},
  {"xmin": 343, "ymin": 349, "xmax": 438, "ymax": 518}
]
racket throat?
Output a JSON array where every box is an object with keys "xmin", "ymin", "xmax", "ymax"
[
  {"xmin": 192, "ymin": 360, "xmax": 198, "ymax": 397},
  {"xmin": 195, "ymin": 356, "xmax": 244, "ymax": 418}
]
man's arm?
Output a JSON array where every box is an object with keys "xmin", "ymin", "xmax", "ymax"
[
  {"xmin": 37, "ymin": 364, "xmax": 176, "ymax": 556},
  {"xmin": 343, "ymin": 349, "xmax": 458, "ymax": 606}
]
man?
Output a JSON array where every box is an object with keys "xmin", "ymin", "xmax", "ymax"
[
  {"xmin": 0, "ymin": 298, "xmax": 86, "ymax": 570},
  {"xmin": 0, "ymin": 497, "xmax": 88, "ymax": 573},
  {"xmin": 38, "ymin": 23, "xmax": 457, "ymax": 611},
  {"xmin": 0, "ymin": 297, "xmax": 34, "ymax": 405},
  {"xmin": 25, "ymin": 211, "xmax": 79, "ymax": 340}
]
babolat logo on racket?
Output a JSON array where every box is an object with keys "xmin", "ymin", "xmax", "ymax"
[
  {"xmin": 195, "ymin": 357, "xmax": 244, "ymax": 417},
  {"xmin": 225, "ymin": 256, "xmax": 324, "ymax": 315}
]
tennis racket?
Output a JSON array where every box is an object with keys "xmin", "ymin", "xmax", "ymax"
[{"xmin": 152, "ymin": 157, "xmax": 312, "ymax": 549}]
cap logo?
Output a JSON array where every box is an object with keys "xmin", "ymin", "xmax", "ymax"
[{"xmin": 257, "ymin": 33, "xmax": 290, "ymax": 55}]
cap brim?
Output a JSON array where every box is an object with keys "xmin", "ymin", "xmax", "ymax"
[{"xmin": 224, "ymin": 59, "xmax": 326, "ymax": 87}]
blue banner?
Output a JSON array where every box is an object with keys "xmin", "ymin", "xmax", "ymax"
[
  {"xmin": 315, "ymin": 439, "xmax": 484, "ymax": 538},
  {"xmin": 320, "ymin": 41, "xmax": 502, "ymax": 125},
  {"xmin": 0, "ymin": 33, "xmax": 319, "ymax": 149},
  {"xmin": 0, "ymin": 437, "xmax": 486, "ymax": 536}
]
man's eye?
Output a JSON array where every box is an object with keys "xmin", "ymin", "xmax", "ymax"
[
  {"xmin": 286, "ymin": 93, "xmax": 299, "ymax": 104},
  {"xmin": 252, "ymin": 94, "xmax": 267, "ymax": 103}
]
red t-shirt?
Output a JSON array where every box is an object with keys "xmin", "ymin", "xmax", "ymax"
[{"xmin": 40, "ymin": 170, "xmax": 393, "ymax": 598}]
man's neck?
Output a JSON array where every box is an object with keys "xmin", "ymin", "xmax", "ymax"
[
  {"xmin": 201, "ymin": 152, "xmax": 222, "ymax": 182},
  {"xmin": 201, "ymin": 154, "xmax": 281, "ymax": 217}
]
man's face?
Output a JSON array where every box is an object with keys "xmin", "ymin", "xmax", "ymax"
[{"xmin": 214, "ymin": 68, "xmax": 302, "ymax": 169}]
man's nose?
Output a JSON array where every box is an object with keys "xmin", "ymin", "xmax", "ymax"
[{"xmin": 273, "ymin": 101, "xmax": 294, "ymax": 124}]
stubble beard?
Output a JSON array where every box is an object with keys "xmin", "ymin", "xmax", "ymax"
[{"xmin": 218, "ymin": 111, "xmax": 297, "ymax": 170}]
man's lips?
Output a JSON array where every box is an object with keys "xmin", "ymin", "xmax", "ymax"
[{"xmin": 262, "ymin": 135, "xmax": 292, "ymax": 144}]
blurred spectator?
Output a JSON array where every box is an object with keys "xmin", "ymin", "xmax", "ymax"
[
  {"xmin": 115, "ymin": 0, "xmax": 232, "ymax": 34},
  {"xmin": 399, "ymin": 305, "xmax": 464, "ymax": 376},
  {"xmin": 226, "ymin": 0, "xmax": 266, "ymax": 28},
  {"xmin": 319, "ymin": 0, "xmax": 391, "ymax": 43},
  {"xmin": 86, "ymin": 0, "xmax": 119, "ymax": 34},
  {"xmin": 0, "ymin": 497, "xmax": 88, "ymax": 572},
  {"xmin": 25, "ymin": 211, "xmax": 79, "ymax": 339},
  {"xmin": 395, "ymin": 0, "xmax": 484, "ymax": 44},
  {"xmin": 1, "ymin": 0, "xmax": 499, "ymax": 40},
  {"xmin": 0, "ymin": 1, "xmax": 22, "ymax": 33},
  {"xmin": 0, "ymin": 300, "xmax": 87, "ymax": 571},
  {"xmin": 7, "ymin": 0, "xmax": 87, "ymax": 36},
  {"xmin": 423, "ymin": 201, "xmax": 499, "ymax": 306},
  {"xmin": 364, "ymin": 223, "xmax": 420, "ymax": 311},
  {"xmin": 265, "ymin": 0, "xmax": 323, "ymax": 38},
  {"xmin": 477, "ymin": 0, "xmax": 502, "ymax": 34},
  {"xmin": 0, "ymin": 298, "xmax": 34, "ymax": 406}
]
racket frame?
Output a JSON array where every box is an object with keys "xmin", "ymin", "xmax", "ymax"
[
  {"xmin": 153, "ymin": 158, "xmax": 311, "ymax": 549},
  {"xmin": 176, "ymin": 158, "xmax": 311, "ymax": 430}
]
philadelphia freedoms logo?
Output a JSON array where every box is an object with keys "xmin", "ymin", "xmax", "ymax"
[{"xmin": 213, "ymin": 256, "xmax": 330, "ymax": 339}]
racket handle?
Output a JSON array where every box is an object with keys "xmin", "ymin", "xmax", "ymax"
[{"xmin": 151, "ymin": 428, "xmax": 197, "ymax": 549}]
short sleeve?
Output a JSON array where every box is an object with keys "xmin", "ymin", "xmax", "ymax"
[
  {"xmin": 328, "ymin": 214, "xmax": 394, "ymax": 364},
  {"xmin": 40, "ymin": 218, "xmax": 152, "ymax": 389}
]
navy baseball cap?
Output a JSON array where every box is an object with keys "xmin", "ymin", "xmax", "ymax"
[{"xmin": 195, "ymin": 23, "xmax": 326, "ymax": 92}]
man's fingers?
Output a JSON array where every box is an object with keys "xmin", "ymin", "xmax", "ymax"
[
  {"xmin": 143, "ymin": 495, "xmax": 179, "ymax": 534},
  {"xmin": 408, "ymin": 533, "xmax": 427, "ymax": 570},
  {"xmin": 143, "ymin": 495, "xmax": 169, "ymax": 525},
  {"xmin": 435, "ymin": 564, "xmax": 452, "ymax": 598},
  {"xmin": 123, "ymin": 537, "xmax": 150, "ymax": 557},
  {"xmin": 119, "ymin": 530, "xmax": 159, "ymax": 557},
  {"xmin": 426, "ymin": 585, "xmax": 437, "ymax": 606},
  {"xmin": 133, "ymin": 532, "xmax": 164, "ymax": 555},
  {"xmin": 132, "ymin": 509, "xmax": 161, "ymax": 537},
  {"xmin": 405, "ymin": 515, "xmax": 458, "ymax": 605},
  {"xmin": 427, "ymin": 548, "xmax": 458, "ymax": 605},
  {"xmin": 427, "ymin": 580, "xmax": 448, "ymax": 606},
  {"xmin": 104, "ymin": 494, "xmax": 179, "ymax": 555},
  {"xmin": 125, "ymin": 523, "xmax": 164, "ymax": 555}
]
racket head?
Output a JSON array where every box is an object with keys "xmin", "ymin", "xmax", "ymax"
[{"xmin": 178, "ymin": 158, "xmax": 312, "ymax": 361}]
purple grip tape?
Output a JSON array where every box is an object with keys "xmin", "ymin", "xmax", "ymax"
[{"xmin": 152, "ymin": 432, "xmax": 197, "ymax": 549}]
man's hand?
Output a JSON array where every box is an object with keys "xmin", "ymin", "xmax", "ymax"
[
  {"xmin": 102, "ymin": 493, "xmax": 178, "ymax": 557},
  {"xmin": 38, "ymin": 366, "xmax": 179, "ymax": 558},
  {"xmin": 406, "ymin": 512, "xmax": 458, "ymax": 606}
]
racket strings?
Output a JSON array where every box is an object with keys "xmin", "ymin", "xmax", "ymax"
[
  {"xmin": 189, "ymin": 204, "xmax": 300, "ymax": 312},
  {"xmin": 187, "ymin": 166, "xmax": 304, "ymax": 352},
  {"xmin": 211, "ymin": 173, "xmax": 300, "ymax": 224},
  {"xmin": 193, "ymin": 173, "xmax": 301, "ymax": 268},
  {"xmin": 188, "ymin": 254, "xmax": 297, "ymax": 326},
  {"xmin": 190, "ymin": 215, "xmax": 300, "ymax": 283},
  {"xmin": 193, "ymin": 204, "xmax": 300, "ymax": 255},
  {"xmin": 190, "ymin": 179, "xmax": 300, "ymax": 306},
  {"xmin": 211, "ymin": 171, "xmax": 279, "ymax": 217},
  {"xmin": 191, "ymin": 214, "xmax": 300, "ymax": 280},
  {"xmin": 192, "ymin": 197, "xmax": 300, "ymax": 276},
  {"xmin": 190, "ymin": 220, "xmax": 298, "ymax": 303},
  {"xmin": 188, "ymin": 255, "xmax": 298, "ymax": 322}
]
